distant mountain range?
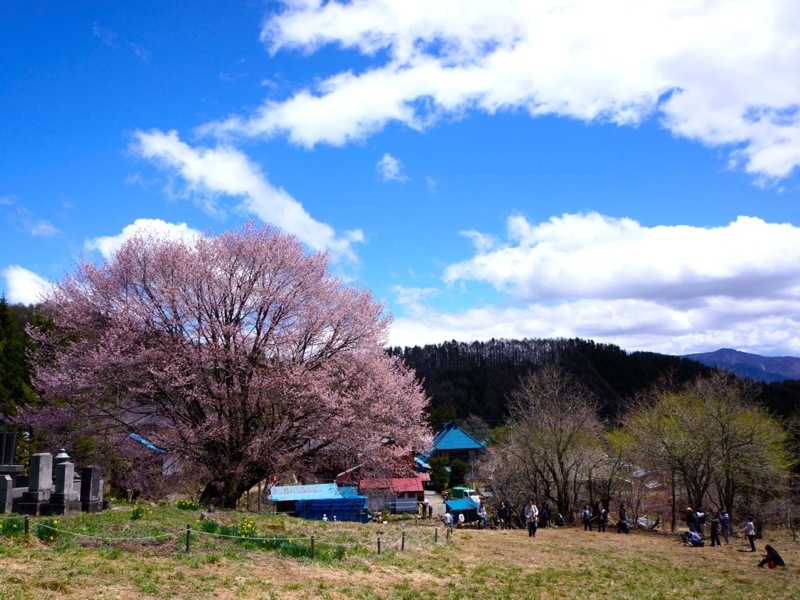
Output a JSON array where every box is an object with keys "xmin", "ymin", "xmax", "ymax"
[{"xmin": 683, "ymin": 348, "xmax": 800, "ymax": 382}]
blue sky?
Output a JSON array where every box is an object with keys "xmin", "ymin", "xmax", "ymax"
[{"xmin": 3, "ymin": 0, "xmax": 800, "ymax": 356}]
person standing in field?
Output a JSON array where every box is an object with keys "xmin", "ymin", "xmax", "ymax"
[
  {"xmin": 741, "ymin": 517, "xmax": 756, "ymax": 552},
  {"xmin": 719, "ymin": 509, "xmax": 731, "ymax": 544},
  {"xmin": 708, "ymin": 511, "xmax": 721, "ymax": 547},
  {"xmin": 525, "ymin": 500, "xmax": 538, "ymax": 537},
  {"xmin": 598, "ymin": 506, "xmax": 607, "ymax": 532},
  {"xmin": 582, "ymin": 504, "xmax": 592, "ymax": 531},
  {"xmin": 617, "ymin": 503, "xmax": 629, "ymax": 533},
  {"xmin": 696, "ymin": 506, "xmax": 707, "ymax": 538},
  {"xmin": 685, "ymin": 507, "xmax": 699, "ymax": 533}
]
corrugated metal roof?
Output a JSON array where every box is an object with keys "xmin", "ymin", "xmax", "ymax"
[
  {"xmin": 268, "ymin": 483, "xmax": 342, "ymax": 501},
  {"xmin": 359, "ymin": 477, "xmax": 425, "ymax": 494}
]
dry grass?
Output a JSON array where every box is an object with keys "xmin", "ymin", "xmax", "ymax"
[{"xmin": 1, "ymin": 512, "xmax": 798, "ymax": 599}]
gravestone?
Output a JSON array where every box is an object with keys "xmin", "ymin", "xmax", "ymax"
[
  {"xmin": 0, "ymin": 475, "xmax": 12, "ymax": 514},
  {"xmin": 80, "ymin": 465, "xmax": 102, "ymax": 513},
  {"xmin": 50, "ymin": 461, "xmax": 81, "ymax": 516},
  {"xmin": 17, "ymin": 453, "xmax": 53, "ymax": 515},
  {"xmin": 25, "ymin": 453, "xmax": 53, "ymax": 500},
  {"xmin": 0, "ymin": 429, "xmax": 23, "ymax": 477}
]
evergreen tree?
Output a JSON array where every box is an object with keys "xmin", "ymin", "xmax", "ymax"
[{"xmin": 0, "ymin": 297, "xmax": 36, "ymax": 415}]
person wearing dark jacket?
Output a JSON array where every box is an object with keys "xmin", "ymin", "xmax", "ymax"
[
  {"xmin": 758, "ymin": 545, "xmax": 786, "ymax": 568},
  {"xmin": 685, "ymin": 507, "xmax": 699, "ymax": 533},
  {"xmin": 708, "ymin": 511, "xmax": 721, "ymax": 547},
  {"xmin": 617, "ymin": 503, "xmax": 629, "ymax": 533}
]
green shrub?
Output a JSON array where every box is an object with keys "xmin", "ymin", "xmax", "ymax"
[
  {"xmin": 175, "ymin": 498, "xmax": 200, "ymax": 511},
  {"xmin": 130, "ymin": 503, "xmax": 152, "ymax": 520},
  {"xmin": 34, "ymin": 517, "xmax": 60, "ymax": 542},
  {"xmin": 0, "ymin": 516, "xmax": 25, "ymax": 538}
]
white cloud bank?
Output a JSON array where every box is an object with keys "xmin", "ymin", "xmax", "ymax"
[
  {"xmin": 389, "ymin": 213, "xmax": 800, "ymax": 356},
  {"xmin": 131, "ymin": 129, "xmax": 364, "ymax": 262},
  {"xmin": 85, "ymin": 218, "xmax": 202, "ymax": 260},
  {"xmin": 202, "ymin": 0, "xmax": 800, "ymax": 180},
  {"xmin": 1, "ymin": 266, "xmax": 51, "ymax": 305}
]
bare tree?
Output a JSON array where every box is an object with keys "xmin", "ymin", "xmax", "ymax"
[{"xmin": 487, "ymin": 366, "xmax": 604, "ymax": 521}]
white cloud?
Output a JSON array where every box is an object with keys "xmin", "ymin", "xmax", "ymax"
[
  {"xmin": 30, "ymin": 220, "xmax": 59, "ymax": 237},
  {"xmin": 1, "ymin": 266, "xmax": 51, "ymax": 305},
  {"xmin": 377, "ymin": 153, "xmax": 408, "ymax": 181},
  {"xmin": 203, "ymin": 0, "xmax": 800, "ymax": 179},
  {"xmin": 445, "ymin": 213, "xmax": 800, "ymax": 304},
  {"xmin": 85, "ymin": 219, "xmax": 202, "ymax": 260},
  {"xmin": 130, "ymin": 129, "xmax": 364, "ymax": 262},
  {"xmin": 391, "ymin": 284, "xmax": 438, "ymax": 310},
  {"xmin": 388, "ymin": 297, "xmax": 800, "ymax": 357},
  {"xmin": 387, "ymin": 212, "xmax": 800, "ymax": 355}
]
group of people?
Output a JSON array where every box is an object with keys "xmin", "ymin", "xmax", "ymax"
[
  {"xmin": 581, "ymin": 502, "xmax": 612, "ymax": 533},
  {"xmin": 683, "ymin": 506, "xmax": 731, "ymax": 548},
  {"xmin": 490, "ymin": 499, "xmax": 566, "ymax": 534},
  {"xmin": 681, "ymin": 507, "xmax": 786, "ymax": 569},
  {"xmin": 441, "ymin": 495, "xmax": 787, "ymax": 570}
]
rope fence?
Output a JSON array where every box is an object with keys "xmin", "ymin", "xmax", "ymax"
[{"xmin": 1, "ymin": 514, "xmax": 453, "ymax": 560}]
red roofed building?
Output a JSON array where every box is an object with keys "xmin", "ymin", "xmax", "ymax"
[{"xmin": 359, "ymin": 476, "xmax": 426, "ymax": 513}]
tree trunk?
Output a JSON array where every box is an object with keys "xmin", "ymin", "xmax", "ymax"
[{"xmin": 670, "ymin": 466, "xmax": 676, "ymax": 533}]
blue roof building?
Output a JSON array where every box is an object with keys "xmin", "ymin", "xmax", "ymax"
[
  {"xmin": 424, "ymin": 421, "xmax": 485, "ymax": 463},
  {"xmin": 417, "ymin": 421, "xmax": 487, "ymax": 487}
]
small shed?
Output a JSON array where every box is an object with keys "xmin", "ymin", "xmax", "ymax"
[
  {"xmin": 445, "ymin": 498, "xmax": 480, "ymax": 524},
  {"xmin": 359, "ymin": 477, "xmax": 425, "ymax": 513},
  {"xmin": 268, "ymin": 483, "xmax": 370, "ymax": 522}
]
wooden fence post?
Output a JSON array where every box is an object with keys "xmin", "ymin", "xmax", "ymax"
[{"xmin": 185, "ymin": 524, "xmax": 191, "ymax": 553}]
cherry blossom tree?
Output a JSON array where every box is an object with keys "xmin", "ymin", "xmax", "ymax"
[{"xmin": 26, "ymin": 223, "xmax": 430, "ymax": 506}]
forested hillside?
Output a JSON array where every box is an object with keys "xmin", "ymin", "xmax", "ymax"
[{"xmin": 390, "ymin": 338, "xmax": 800, "ymax": 425}]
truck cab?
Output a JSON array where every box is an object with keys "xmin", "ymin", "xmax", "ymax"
[{"xmin": 450, "ymin": 486, "xmax": 481, "ymax": 505}]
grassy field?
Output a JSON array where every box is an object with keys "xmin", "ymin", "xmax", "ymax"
[{"xmin": 1, "ymin": 504, "xmax": 798, "ymax": 599}]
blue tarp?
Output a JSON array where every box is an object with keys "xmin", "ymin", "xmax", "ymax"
[
  {"xmin": 445, "ymin": 498, "xmax": 480, "ymax": 523},
  {"xmin": 414, "ymin": 456, "xmax": 431, "ymax": 470},
  {"xmin": 268, "ymin": 484, "xmax": 372, "ymax": 522},
  {"xmin": 295, "ymin": 497, "xmax": 371, "ymax": 522},
  {"xmin": 445, "ymin": 498, "xmax": 479, "ymax": 512},
  {"xmin": 129, "ymin": 433, "xmax": 168, "ymax": 454}
]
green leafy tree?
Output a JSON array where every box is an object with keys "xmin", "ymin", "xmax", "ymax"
[
  {"xmin": 429, "ymin": 456, "xmax": 450, "ymax": 493},
  {"xmin": 624, "ymin": 373, "xmax": 792, "ymax": 528}
]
